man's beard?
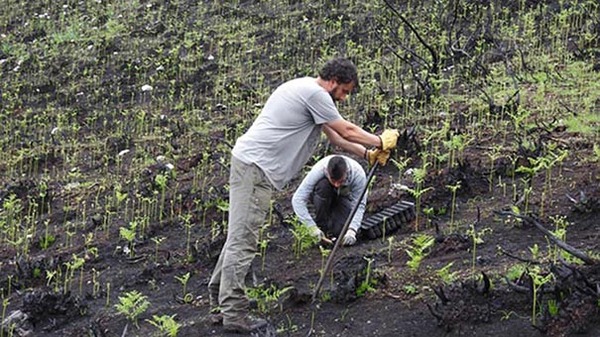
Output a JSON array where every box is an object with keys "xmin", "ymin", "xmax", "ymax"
[{"xmin": 329, "ymin": 91, "xmax": 339, "ymax": 102}]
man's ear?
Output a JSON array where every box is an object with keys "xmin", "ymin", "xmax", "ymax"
[{"xmin": 324, "ymin": 78, "xmax": 337, "ymax": 90}]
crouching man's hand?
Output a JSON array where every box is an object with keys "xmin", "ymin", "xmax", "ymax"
[
  {"xmin": 342, "ymin": 229, "xmax": 357, "ymax": 246},
  {"xmin": 310, "ymin": 226, "xmax": 324, "ymax": 240},
  {"xmin": 310, "ymin": 226, "xmax": 332, "ymax": 245}
]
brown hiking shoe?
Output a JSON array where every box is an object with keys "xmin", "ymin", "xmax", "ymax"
[{"xmin": 223, "ymin": 315, "xmax": 267, "ymax": 333}]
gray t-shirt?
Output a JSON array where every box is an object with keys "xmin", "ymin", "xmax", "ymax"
[
  {"xmin": 232, "ymin": 77, "xmax": 342, "ymax": 190},
  {"xmin": 291, "ymin": 155, "xmax": 368, "ymax": 232}
]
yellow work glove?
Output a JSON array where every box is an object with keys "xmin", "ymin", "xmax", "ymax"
[
  {"xmin": 365, "ymin": 149, "xmax": 391, "ymax": 166},
  {"xmin": 379, "ymin": 129, "xmax": 400, "ymax": 151}
]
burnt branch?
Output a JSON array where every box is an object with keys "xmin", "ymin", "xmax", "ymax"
[
  {"xmin": 556, "ymin": 256, "xmax": 599, "ymax": 296},
  {"xmin": 498, "ymin": 246, "xmax": 540, "ymax": 265},
  {"xmin": 375, "ymin": 17, "xmax": 429, "ymax": 68},
  {"xmin": 372, "ymin": 25, "xmax": 417, "ymax": 66},
  {"xmin": 445, "ymin": 0, "xmax": 484, "ymax": 63},
  {"xmin": 504, "ymin": 276, "xmax": 529, "ymax": 294},
  {"xmin": 433, "ymin": 286, "xmax": 449, "ymax": 305},
  {"xmin": 383, "ymin": 0, "xmax": 439, "ymax": 75},
  {"xmin": 516, "ymin": 48, "xmax": 531, "ymax": 74},
  {"xmin": 427, "ymin": 302, "xmax": 443, "ymax": 321},
  {"xmin": 495, "ymin": 211, "xmax": 597, "ymax": 265},
  {"xmin": 479, "ymin": 271, "xmax": 491, "ymax": 294},
  {"xmin": 474, "ymin": 62, "xmax": 520, "ymax": 116}
]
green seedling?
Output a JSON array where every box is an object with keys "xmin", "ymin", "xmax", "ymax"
[
  {"xmin": 405, "ymin": 234, "xmax": 435, "ymax": 272},
  {"xmin": 443, "ymin": 133, "xmax": 473, "ymax": 169},
  {"xmin": 356, "ymin": 256, "xmax": 376, "ymax": 297},
  {"xmin": 287, "ymin": 216, "xmax": 319, "ymax": 259},
  {"xmin": 399, "ymin": 184, "xmax": 432, "ymax": 231},
  {"xmin": 174, "ymin": 272, "xmax": 193, "ymax": 303},
  {"xmin": 119, "ymin": 221, "xmax": 137, "ymax": 258},
  {"xmin": 91, "ymin": 268, "xmax": 101, "ymax": 299},
  {"xmin": 179, "ymin": 213, "xmax": 194, "ymax": 261},
  {"xmin": 547, "ymin": 215, "xmax": 580, "ymax": 264},
  {"xmin": 276, "ymin": 314, "xmax": 299, "ymax": 334},
  {"xmin": 1, "ymin": 194, "xmax": 23, "ymax": 247},
  {"xmin": 114, "ymin": 184, "xmax": 128, "ymax": 209},
  {"xmin": 258, "ymin": 236, "xmax": 269, "ymax": 271},
  {"xmin": 246, "ymin": 284, "xmax": 292, "ymax": 314},
  {"xmin": 215, "ymin": 198, "xmax": 229, "ymax": 237},
  {"xmin": 46, "ymin": 269, "xmax": 60, "ymax": 292},
  {"xmin": 446, "ymin": 181, "xmax": 461, "ymax": 231},
  {"xmin": 422, "ymin": 207, "xmax": 435, "ymax": 228},
  {"xmin": 486, "ymin": 146, "xmax": 504, "ymax": 192},
  {"xmin": 152, "ymin": 236, "xmax": 166, "ymax": 262},
  {"xmin": 547, "ymin": 299, "xmax": 559, "ymax": 317},
  {"xmin": 146, "ymin": 314, "xmax": 181, "ymax": 337},
  {"xmin": 436, "ymin": 262, "xmax": 458, "ymax": 285},
  {"xmin": 505, "ymin": 264, "xmax": 527, "ymax": 284},
  {"xmin": 114, "ymin": 290, "xmax": 151, "ymax": 328},
  {"xmin": 528, "ymin": 266, "xmax": 553, "ymax": 325},
  {"xmin": 529, "ymin": 243, "xmax": 540, "ymax": 261},
  {"xmin": 63, "ymin": 254, "xmax": 85, "ymax": 295},
  {"xmin": 466, "ymin": 224, "xmax": 492, "ymax": 279},
  {"xmin": 390, "ymin": 157, "xmax": 411, "ymax": 181},
  {"xmin": 1, "ymin": 296, "xmax": 9, "ymax": 337},
  {"xmin": 155, "ymin": 173, "xmax": 168, "ymax": 222},
  {"xmin": 387, "ymin": 236, "xmax": 395, "ymax": 263},
  {"xmin": 318, "ymin": 245, "xmax": 331, "ymax": 278},
  {"xmin": 403, "ymin": 284, "xmax": 417, "ymax": 295},
  {"xmin": 258, "ymin": 222, "xmax": 271, "ymax": 271}
]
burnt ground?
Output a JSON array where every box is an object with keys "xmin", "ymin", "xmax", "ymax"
[
  {"xmin": 1, "ymin": 128, "xmax": 599, "ymax": 337},
  {"xmin": 1, "ymin": 1, "xmax": 600, "ymax": 337}
]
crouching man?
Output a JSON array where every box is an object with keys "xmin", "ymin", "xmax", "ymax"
[{"xmin": 292, "ymin": 154, "xmax": 387, "ymax": 246}]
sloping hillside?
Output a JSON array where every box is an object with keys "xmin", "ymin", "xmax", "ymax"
[{"xmin": 1, "ymin": 1, "xmax": 599, "ymax": 336}]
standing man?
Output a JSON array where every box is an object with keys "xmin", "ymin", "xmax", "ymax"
[
  {"xmin": 208, "ymin": 58, "xmax": 399, "ymax": 334},
  {"xmin": 291, "ymin": 154, "xmax": 388, "ymax": 247}
]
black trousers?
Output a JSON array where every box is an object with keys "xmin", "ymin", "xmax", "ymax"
[{"xmin": 312, "ymin": 177, "xmax": 353, "ymax": 239}]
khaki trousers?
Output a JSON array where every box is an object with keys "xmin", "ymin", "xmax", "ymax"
[{"xmin": 208, "ymin": 156, "xmax": 273, "ymax": 322}]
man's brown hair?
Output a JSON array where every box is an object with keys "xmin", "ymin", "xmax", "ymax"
[
  {"xmin": 327, "ymin": 156, "xmax": 347, "ymax": 181},
  {"xmin": 319, "ymin": 58, "xmax": 359, "ymax": 88}
]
